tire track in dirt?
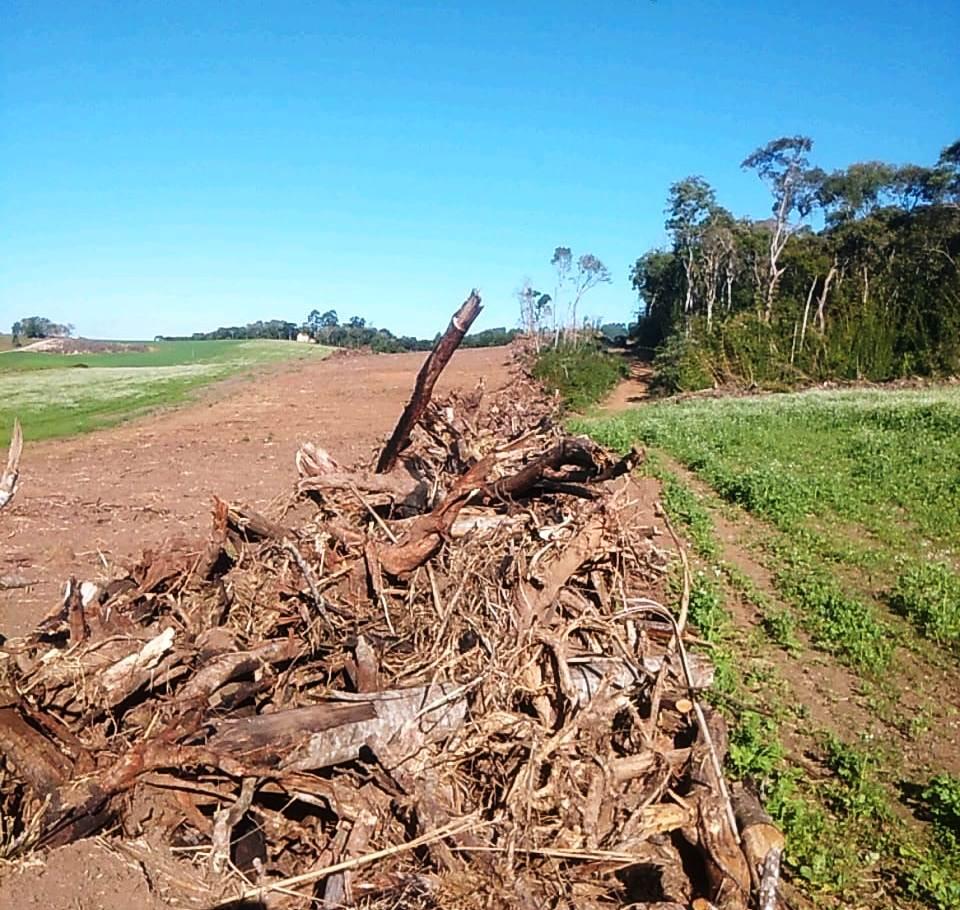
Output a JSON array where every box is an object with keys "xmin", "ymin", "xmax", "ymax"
[{"xmin": 0, "ymin": 347, "xmax": 512, "ymax": 637}]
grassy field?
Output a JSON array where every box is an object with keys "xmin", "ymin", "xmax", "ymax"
[
  {"xmin": 0, "ymin": 339, "xmax": 330, "ymax": 446},
  {"xmin": 576, "ymin": 386, "xmax": 960, "ymax": 909},
  {"xmin": 579, "ymin": 388, "xmax": 960, "ymax": 648}
]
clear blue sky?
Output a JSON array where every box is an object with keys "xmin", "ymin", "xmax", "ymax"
[{"xmin": 2, "ymin": 1, "xmax": 958, "ymax": 339}]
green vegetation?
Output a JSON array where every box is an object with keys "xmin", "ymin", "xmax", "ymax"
[
  {"xmin": 532, "ymin": 343, "xmax": 627, "ymax": 410},
  {"xmin": 0, "ymin": 339, "xmax": 330, "ymax": 446},
  {"xmin": 649, "ymin": 467, "xmax": 898, "ymax": 903},
  {"xmin": 902, "ymin": 772, "xmax": 960, "ymax": 908},
  {"xmin": 772, "ymin": 543, "xmax": 891, "ymax": 671},
  {"xmin": 890, "ymin": 563, "xmax": 960, "ymax": 649},
  {"xmin": 631, "ymin": 136, "xmax": 960, "ymax": 391},
  {"xmin": 578, "ymin": 387, "xmax": 960, "ymax": 906},
  {"xmin": 0, "ymin": 338, "xmax": 304, "ymax": 372},
  {"xmin": 164, "ymin": 308, "xmax": 517, "ymax": 353},
  {"xmin": 577, "ymin": 386, "xmax": 960, "ymax": 653}
]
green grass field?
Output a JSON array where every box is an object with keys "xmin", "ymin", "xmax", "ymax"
[
  {"xmin": 0, "ymin": 339, "xmax": 330, "ymax": 446},
  {"xmin": 577, "ymin": 388, "xmax": 960, "ymax": 648},
  {"xmin": 575, "ymin": 387, "xmax": 960, "ymax": 908}
]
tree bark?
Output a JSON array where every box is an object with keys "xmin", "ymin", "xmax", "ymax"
[
  {"xmin": 0, "ymin": 418, "xmax": 23, "ymax": 514},
  {"xmin": 798, "ymin": 274, "xmax": 818, "ymax": 354},
  {"xmin": 814, "ymin": 260, "xmax": 838, "ymax": 331},
  {"xmin": 376, "ymin": 292, "xmax": 482, "ymax": 474}
]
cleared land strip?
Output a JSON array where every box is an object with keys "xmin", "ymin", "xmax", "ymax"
[{"xmin": 0, "ymin": 346, "xmax": 511, "ymax": 636}]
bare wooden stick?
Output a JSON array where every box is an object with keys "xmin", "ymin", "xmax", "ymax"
[
  {"xmin": 759, "ymin": 847, "xmax": 782, "ymax": 910},
  {"xmin": 0, "ymin": 418, "xmax": 23, "ymax": 513},
  {"xmin": 210, "ymin": 776, "xmax": 257, "ymax": 874},
  {"xmin": 284, "ymin": 539, "xmax": 334, "ymax": 632},
  {"xmin": 661, "ymin": 507, "xmax": 691, "ymax": 637},
  {"xmin": 376, "ymin": 292, "xmax": 482, "ymax": 473}
]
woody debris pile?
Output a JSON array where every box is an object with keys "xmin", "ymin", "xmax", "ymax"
[{"xmin": 0, "ymin": 294, "xmax": 783, "ymax": 909}]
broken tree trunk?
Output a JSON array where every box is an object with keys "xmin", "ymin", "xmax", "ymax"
[
  {"xmin": 375, "ymin": 291, "xmax": 482, "ymax": 473},
  {"xmin": 207, "ymin": 682, "xmax": 466, "ymax": 773},
  {"xmin": 0, "ymin": 418, "xmax": 23, "ymax": 513},
  {"xmin": 731, "ymin": 782, "xmax": 786, "ymax": 895}
]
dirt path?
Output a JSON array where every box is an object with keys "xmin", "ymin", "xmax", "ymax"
[
  {"xmin": 597, "ymin": 362, "xmax": 654, "ymax": 411},
  {"xmin": 0, "ymin": 347, "xmax": 512, "ymax": 637}
]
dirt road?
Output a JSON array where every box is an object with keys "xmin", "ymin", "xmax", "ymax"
[{"xmin": 0, "ymin": 347, "xmax": 512, "ymax": 637}]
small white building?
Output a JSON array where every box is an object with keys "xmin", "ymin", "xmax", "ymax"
[{"xmin": 296, "ymin": 332, "xmax": 316, "ymax": 344}]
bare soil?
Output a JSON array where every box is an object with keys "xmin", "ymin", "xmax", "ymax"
[
  {"xmin": 596, "ymin": 362, "xmax": 653, "ymax": 411},
  {"xmin": 0, "ymin": 347, "xmax": 511, "ymax": 638},
  {"xmin": 0, "ymin": 840, "xmax": 164, "ymax": 910}
]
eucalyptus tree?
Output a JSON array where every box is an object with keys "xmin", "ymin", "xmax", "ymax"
[
  {"xmin": 742, "ymin": 136, "xmax": 820, "ymax": 320},
  {"xmin": 697, "ymin": 208, "xmax": 737, "ymax": 329},
  {"xmin": 665, "ymin": 176, "xmax": 717, "ymax": 317},
  {"xmin": 548, "ymin": 246, "xmax": 611, "ymax": 344},
  {"xmin": 516, "ymin": 280, "xmax": 552, "ymax": 350}
]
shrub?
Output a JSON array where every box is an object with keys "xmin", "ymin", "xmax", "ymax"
[
  {"xmin": 650, "ymin": 332, "xmax": 715, "ymax": 393},
  {"xmin": 890, "ymin": 562, "xmax": 960, "ymax": 648},
  {"xmin": 533, "ymin": 344, "xmax": 627, "ymax": 410}
]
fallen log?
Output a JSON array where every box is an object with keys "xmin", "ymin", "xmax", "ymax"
[
  {"xmin": 376, "ymin": 291, "xmax": 482, "ymax": 473},
  {"xmin": 0, "ymin": 574, "xmax": 33, "ymax": 590},
  {"xmin": 732, "ymin": 782, "xmax": 786, "ymax": 895},
  {"xmin": 206, "ymin": 682, "xmax": 466, "ymax": 773},
  {"xmin": 0, "ymin": 706, "xmax": 73, "ymax": 812},
  {"xmin": 226, "ymin": 502, "xmax": 293, "ymax": 542}
]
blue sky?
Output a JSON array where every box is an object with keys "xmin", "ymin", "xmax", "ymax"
[{"xmin": 1, "ymin": 1, "xmax": 958, "ymax": 339}]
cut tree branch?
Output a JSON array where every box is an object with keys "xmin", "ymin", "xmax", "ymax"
[
  {"xmin": 376, "ymin": 291, "xmax": 482, "ymax": 473},
  {"xmin": 0, "ymin": 418, "xmax": 23, "ymax": 513}
]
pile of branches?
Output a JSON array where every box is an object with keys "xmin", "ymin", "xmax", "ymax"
[{"xmin": 0, "ymin": 294, "xmax": 784, "ymax": 909}]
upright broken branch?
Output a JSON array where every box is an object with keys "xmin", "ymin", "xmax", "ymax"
[
  {"xmin": 376, "ymin": 291, "xmax": 482, "ymax": 473},
  {"xmin": 0, "ymin": 418, "xmax": 23, "ymax": 513}
]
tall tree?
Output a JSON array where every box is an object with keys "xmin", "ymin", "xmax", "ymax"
[
  {"xmin": 569, "ymin": 253, "xmax": 611, "ymax": 340},
  {"xmin": 742, "ymin": 136, "xmax": 819, "ymax": 320},
  {"xmin": 697, "ymin": 208, "xmax": 736, "ymax": 329},
  {"xmin": 549, "ymin": 246, "xmax": 611, "ymax": 343},
  {"xmin": 665, "ymin": 176, "xmax": 718, "ymax": 317},
  {"xmin": 818, "ymin": 161, "xmax": 897, "ymax": 224}
]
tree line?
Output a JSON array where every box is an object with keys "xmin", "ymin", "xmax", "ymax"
[
  {"xmin": 631, "ymin": 136, "xmax": 960, "ymax": 389},
  {"xmin": 159, "ymin": 309, "xmax": 517, "ymax": 352}
]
